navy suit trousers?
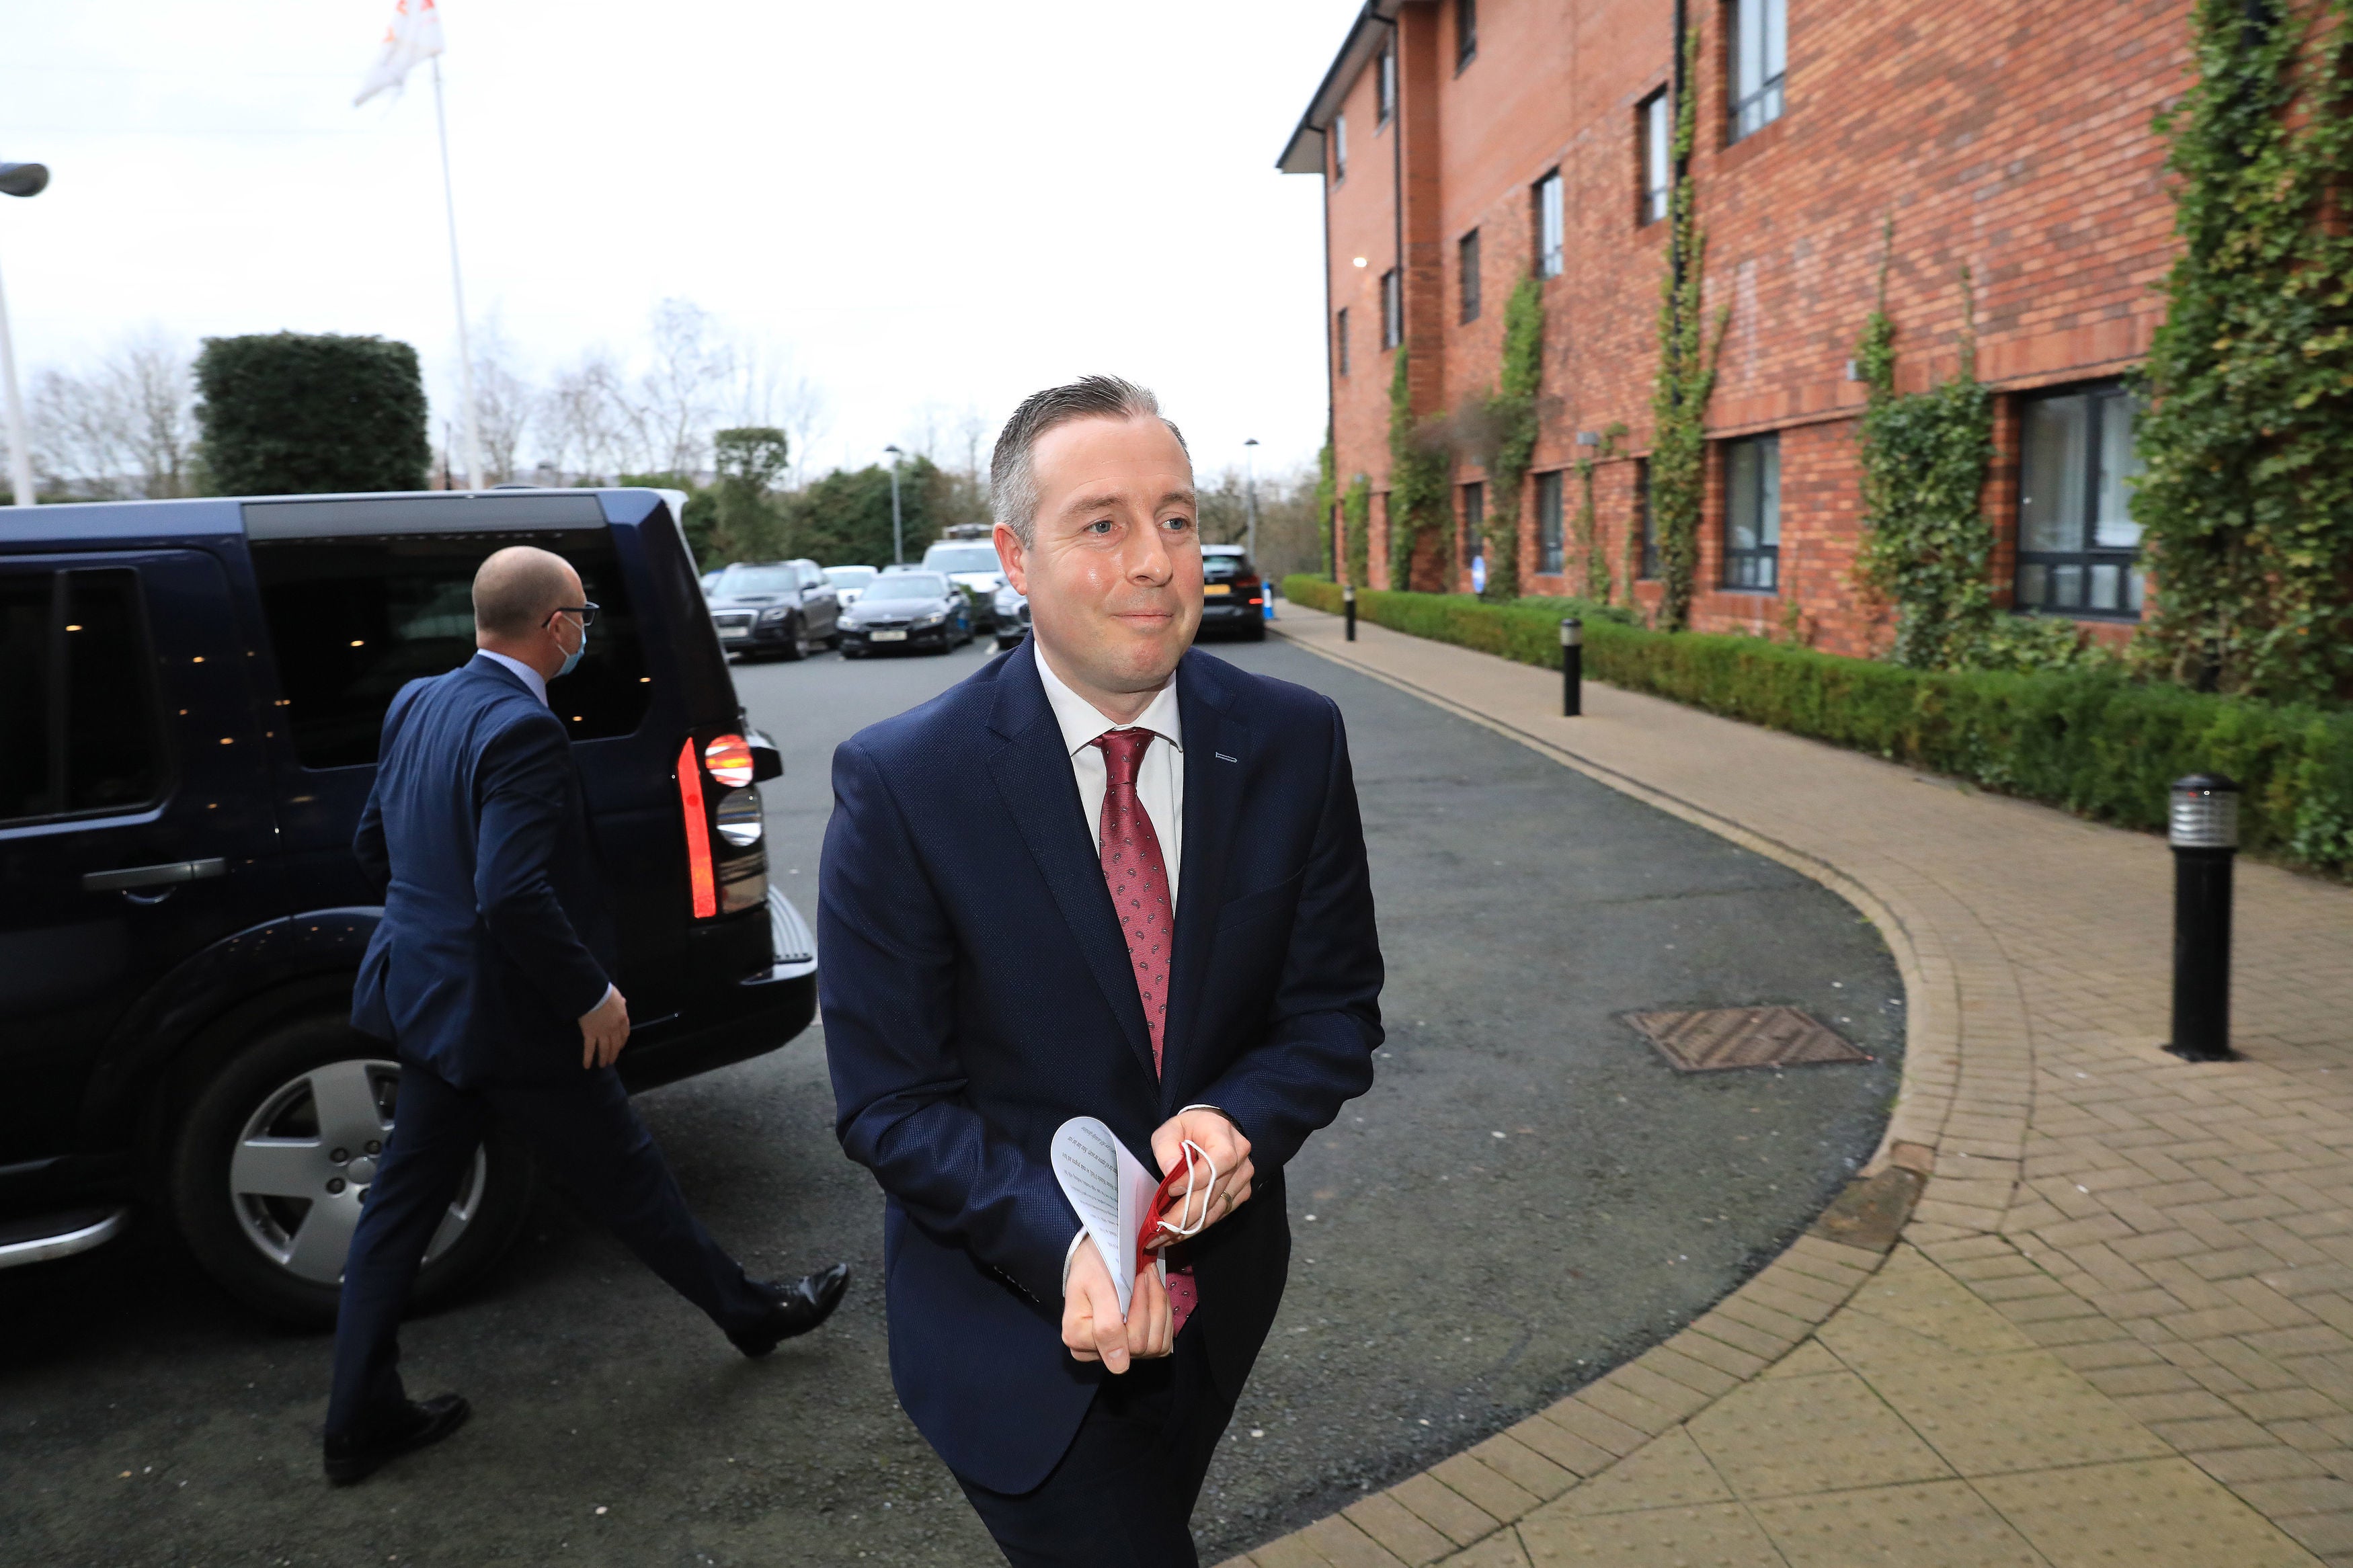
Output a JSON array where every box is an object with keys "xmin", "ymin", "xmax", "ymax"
[
  {"xmin": 954, "ymin": 1327, "xmax": 1234, "ymax": 1568},
  {"xmin": 325, "ymin": 1059, "xmax": 771, "ymax": 1437}
]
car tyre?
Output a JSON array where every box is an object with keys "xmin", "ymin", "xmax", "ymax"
[
  {"xmin": 169, "ymin": 1007, "xmax": 536, "ymax": 1327},
  {"xmin": 1242, "ymin": 620, "xmax": 1267, "ymax": 641},
  {"xmin": 775, "ymin": 615, "xmax": 807, "ymax": 662}
]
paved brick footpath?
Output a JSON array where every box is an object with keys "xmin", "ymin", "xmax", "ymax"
[{"xmin": 1219, "ymin": 607, "xmax": 2353, "ymax": 1568}]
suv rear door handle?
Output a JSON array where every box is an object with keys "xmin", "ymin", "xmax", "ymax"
[{"xmin": 83, "ymin": 858, "xmax": 227, "ymax": 893}]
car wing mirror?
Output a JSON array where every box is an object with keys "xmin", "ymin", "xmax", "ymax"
[{"xmin": 744, "ymin": 728, "xmax": 785, "ymax": 783}]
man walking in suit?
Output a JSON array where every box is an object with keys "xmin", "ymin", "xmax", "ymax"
[
  {"xmin": 822, "ymin": 377, "xmax": 1384, "ymax": 1565},
  {"xmin": 324, "ymin": 545, "xmax": 850, "ymax": 1485}
]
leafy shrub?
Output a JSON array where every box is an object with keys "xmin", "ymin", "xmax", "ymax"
[
  {"xmin": 1283, "ymin": 577, "xmax": 2353, "ymax": 874},
  {"xmin": 194, "ymin": 333, "xmax": 429, "ymax": 495}
]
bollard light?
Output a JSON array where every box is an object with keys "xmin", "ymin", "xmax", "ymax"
[
  {"xmin": 2165, "ymin": 773, "xmax": 2240, "ymax": 1063},
  {"xmin": 1560, "ymin": 617, "xmax": 1583, "ymax": 717},
  {"xmin": 1343, "ymin": 583, "xmax": 1357, "ymax": 642}
]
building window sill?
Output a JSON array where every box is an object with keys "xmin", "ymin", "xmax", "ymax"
[{"xmin": 1716, "ymin": 114, "xmax": 1788, "ymax": 174}]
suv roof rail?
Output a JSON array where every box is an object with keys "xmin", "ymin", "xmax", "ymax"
[{"xmin": 243, "ymin": 491, "xmax": 608, "ymax": 539}]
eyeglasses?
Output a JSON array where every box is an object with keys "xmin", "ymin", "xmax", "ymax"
[{"xmin": 544, "ymin": 601, "xmax": 600, "ymax": 629}]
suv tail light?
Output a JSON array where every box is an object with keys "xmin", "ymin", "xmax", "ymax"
[
  {"xmin": 676, "ymin": 739, "xmax": 719, "ymax": 918},
  {"xmin": 704, "ymin": 734, "xmax": 755, "ymax": 787},
  {"xmin": 1238, "ymin": 573, "xmax": 1265, "ymax": 606},
  {"xmin": 678, "ymin": 733, "xmax": 770, "ymax": 920}
]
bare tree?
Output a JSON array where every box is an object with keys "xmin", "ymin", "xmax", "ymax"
[
  {"xmin": 542, "ymin": 349, "xmax": 644, "ymax": 481},
  {"xmin": 639, "ymin": 298, "xmax": 733, "ymax": 476},
  {"xmin": 467, "ymin": 317, "xmax": 534, "ymax": 485},
  {"xmin": 28, "ymin": 329, "xmax": 196, "ymax": 498}
]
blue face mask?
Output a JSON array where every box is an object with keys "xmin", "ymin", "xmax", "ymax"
[{"xmin": 555, "ymin": 615, "xmax": 586, "ymax": 679}]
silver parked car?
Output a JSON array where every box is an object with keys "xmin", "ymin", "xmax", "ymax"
[{"xmin": 824, "ymin": 565, "xmax": 878, "ymax": 607}]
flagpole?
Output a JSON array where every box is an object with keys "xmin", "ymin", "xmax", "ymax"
[{"xmin": 430, "ymin": 55, "xmax": 483, "ymax": 491}]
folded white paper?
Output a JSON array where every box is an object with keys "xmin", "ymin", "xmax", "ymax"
[{"xmin": 1049, "ymin": 1116, "xmax": 1157, "ymax": 1317}]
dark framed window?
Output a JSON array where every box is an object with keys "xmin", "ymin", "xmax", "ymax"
[
  {"xmin": 1378, "ymin": 44, "xmax": 1396, "ymax": 126},
  {"xmin": 0, "ymin": 567, "xmax": 167, "ymax": 825},
  {"xmin": 1459, "ymin": 230, "xmax": 1482, "ymax": 324},
  {"xmin": 1534, "ymin": 170, "xmax": 1564, "ymax": 278},
  {"xmin": 2016, "ymin": 383, "xmax": 2145, "ymax": 618},
  {"xmin": 1457, "ymin": 0, "xmax": 1478, "ymax": 69},
  {"xmin": 1722, "ymin": 435, "xmax": 1780, "ymax": 590},
  {"xmin": 251, "ymin": 528, "xmax": 650, "ymax": 768},
  {"xmin": 1730, "ymin": 0, "xmax": 1786, "ymax": 141},
  {"xmin": 1336, "ymin": 308, "xmax": 1350, "ymax": 376},
  {"xmin": 1638, "ymin": 460, "xmax": 1659, "ymax": 579},
  {"xmin": 1639, "ymin": 89, "xmax": 1672, "ymax": 224},
  {"xmin": 1537, "ymin": 470, "xmax": 1566, "ymax": 575},
  {"xmin": 1382, "ymin": 268, "xmax": 1403, "ymax": 349},
  {"xmin": 1333, "ymin": 114, "xmax": 1348, "ymax": 181},
  {"xmin": 1461, "ymin": 482, "xmax": 1485, "ymax": 566}
]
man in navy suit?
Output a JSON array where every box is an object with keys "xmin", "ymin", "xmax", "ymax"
[
  {"xmin": 324, "ymin": 546, "xmax": 849, "ymax": 1485},
  {"xmin": 822, "ymin": 377, "xmax": 1384, "ymax": 1565}
]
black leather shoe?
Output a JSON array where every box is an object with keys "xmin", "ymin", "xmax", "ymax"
[
  {"xmin": 323, "ymin": 1393, "xmax": 470, "ymax": 1485},
  {"xmin": 729, "ymin": 1263, "xmax": 852, "ymax": 1357}
]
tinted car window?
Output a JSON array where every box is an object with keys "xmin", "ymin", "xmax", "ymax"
[
  {"xmin": 251, "ymin": 527, "xmax": 650, "ymax": 769},
  {"xmin": 861, "ymin": 573, "xmax": 949, "ymax": 602},
  {"xmin": 718, "ymin": 567, "xmax": 799, "ymax": 595},
  {"xmin": 1203, "ymin": 552, "xmax": 1256, "ymax": 580},
  {"xmin": 0, "ymin": 568, "xmax": 165, "ymax": 823},
  {"xmin": 825, "ymin": 567, "xmax": 876, "ymax": 590},
  {"xmin": 922, "ymin": 546, "xmax": 1002, "ymax": 575}
]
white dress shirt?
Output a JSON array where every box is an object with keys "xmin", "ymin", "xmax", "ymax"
[
  {"xmin": 475, "ymin": 648, "xmax": 616, "ymax": 1018},
  {"xmin": 1033, "ymin": 648, "xmax": 1185, "ymax": 906},
  {"xmin": 1035, "ymin": 648, "xmax": 1213, "ymax": 1294}
]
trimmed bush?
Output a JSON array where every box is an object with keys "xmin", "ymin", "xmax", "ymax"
[
  {"xmin": 195, "ymin": 333, "xmax": 430, "ymax": 495},
  {"xmin": 1283, "ymin": 577, "xmax": 2353, "ymax": 875}
]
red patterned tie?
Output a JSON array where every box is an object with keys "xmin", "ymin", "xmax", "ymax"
[
  {"xmin": 1090, "ymin": 726, "xmax": 1195, "ymax": 1332},
  {"xmin": 1093, "ymin": 727, "xmax": 1173, "ymax": 1071}
]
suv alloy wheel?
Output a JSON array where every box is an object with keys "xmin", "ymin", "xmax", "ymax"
[{"xmin": 169, "ymin": 1009, "xmax": 535, "ymax": 1325}]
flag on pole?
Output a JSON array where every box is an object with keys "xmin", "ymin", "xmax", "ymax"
[{"xmin": 354, "ymin": 0, "xmax": 445, "ymax": 107}]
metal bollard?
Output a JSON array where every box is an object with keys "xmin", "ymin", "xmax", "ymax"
[
  {"xmin": 2164, "ymin": 774, "xmax": 2240, "ymax": 1063},
  {"xmin": 1343, "ymin": 583, "xmax": 1357, "ymax": 642},
  {"xmin": 1560, "ymin": 617, "xmax": 1583, "ymax": 716}
]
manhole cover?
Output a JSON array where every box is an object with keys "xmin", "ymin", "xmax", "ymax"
[{"xmin": 1624, "ymin": 1005, "xmax": 1872, "ymax": 1073}]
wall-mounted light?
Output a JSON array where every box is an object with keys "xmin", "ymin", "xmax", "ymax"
[
  {"xmin": 1576, "ymin": 431, "xmax": 1600, "ymax": 447},
  {"xmin": 1352, "ymin": 256, "xmax": 1369, "ymax": 268}
]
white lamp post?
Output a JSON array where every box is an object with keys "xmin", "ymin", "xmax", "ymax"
[{"xmin": 0, "ymin": 161, "xmax": 49, "ymax": 510}]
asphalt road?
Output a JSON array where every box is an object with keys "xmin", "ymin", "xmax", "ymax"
[{"xmin": 0, "ymin": 624, "xmax": 1903, "ymax": 1568}]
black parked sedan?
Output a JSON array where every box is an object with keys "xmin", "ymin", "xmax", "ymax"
[
  {"xmin": 837, "ymin": 571, "xmax": 973, "ymax": 657},
  {"xmin": 1199, "ymin": 544, "xmax": 1267, "ymax": 641}
]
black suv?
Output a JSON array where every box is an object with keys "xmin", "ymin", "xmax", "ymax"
[
  {"xmin": 0, "ymin": 489, "xmax": 815, "ymax": 1324},
  {"xmin": 704, "ymin": 558, "xmax": 840, "ymax": 661}
]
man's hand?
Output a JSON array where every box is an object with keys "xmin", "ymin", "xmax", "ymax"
[
  {"xmin": 1148, "ymin": 1108, "xmax": 1253, "ymax": 1241},
  {"xmin": 1062, "ymin": 1238, "xmax": 1172, "ymax": 1373},
  {"xmin": 580, "ymin": 986, "xmax": 630, "ymax": 1069}
]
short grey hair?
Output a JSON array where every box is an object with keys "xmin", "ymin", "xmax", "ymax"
[{"xmin": 990, "ymin": 374, "xmax": 1189, "ymax": 548}]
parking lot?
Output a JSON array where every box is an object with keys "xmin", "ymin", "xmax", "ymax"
[{"xmin": 1, "ymin": 628, "xmax": 1903, "ymax": 1568}]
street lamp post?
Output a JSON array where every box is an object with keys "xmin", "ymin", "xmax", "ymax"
[
  {"xmin": 1242, "ymin": 437, "xmax": 1260, "ymax": 566},
  {"xmin": 883, "ymin": 444, "xmax": 905, "ymax": 565},
  {"xmin": 1244, "ymin": 437, "xmax": 1270, "ymax": 622},
  {"xmin": 0, "ymin": 161, "xmax": 50, "ymax": 511}
]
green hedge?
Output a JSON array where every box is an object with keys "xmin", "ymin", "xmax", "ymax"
[
  {"xmin": 1283, "ymin": 577, "xmax": 2353, "ymax": 874},
  {"xmin": 195, "ymin": 332, "xmax": 430, "ymax": 495}
]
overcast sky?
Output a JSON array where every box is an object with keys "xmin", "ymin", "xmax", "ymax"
[{"xmin": 1, "ymin": 0, "xmax": 1356, "ymax": 481}]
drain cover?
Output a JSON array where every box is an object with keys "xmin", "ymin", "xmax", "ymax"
[{"xmin": 1625, "ymin": 1005, "xmax": 1872, "ymax": 1073}]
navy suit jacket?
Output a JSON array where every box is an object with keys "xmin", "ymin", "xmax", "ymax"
[
  {"xmin": 351, "ymin": 654, "xmax": 618, "ymax": 1086},
  {"xmin": 820, "ymin": 641, "xmax": 1384, "ymax": 1493}
]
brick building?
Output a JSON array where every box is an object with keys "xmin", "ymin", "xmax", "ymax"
[{"xmin": 1279, "ymin": 0, "xmax": 2186, "ymax": 655}]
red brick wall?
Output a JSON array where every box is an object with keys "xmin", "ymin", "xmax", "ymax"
[{"xmin": 1312, "ymin": 0, "xmax": 2188, "ymax": 647}]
